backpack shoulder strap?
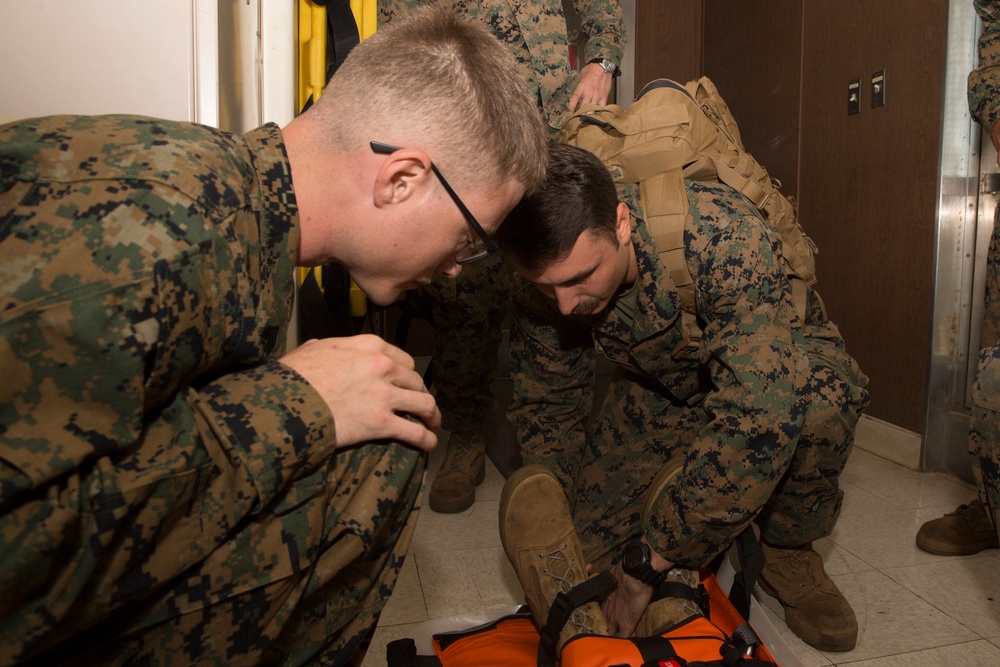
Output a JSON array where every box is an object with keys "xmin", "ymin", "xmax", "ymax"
[
  {"xmin": 563, "ymin": 75, "xmax": 818, "ymax": 349},
  {"xmin": 639, "ymin": 170, "xmax": 703, "ymax": 360}
]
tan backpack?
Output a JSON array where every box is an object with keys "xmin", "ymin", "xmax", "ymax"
[{"xmin": 560, "ymin": 77, "xmax": 817, "ymax": 358}]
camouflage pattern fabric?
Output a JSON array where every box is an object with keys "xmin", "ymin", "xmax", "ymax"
[
  {"xmin": 0, "ymin": 115, "xmax": 424, "ymax": 665},
  {"xmin": 378, "ymin": 0, "xmax": 626, "ymax": 133},
  {"xmin": 969, "ymin": 0, "xmax": 1000, "ymax": 542},
  {"xmin": 377, "ymin": 0, "xmax": 625, "ymax": 431},
  {"xmin": 427, "ymin": 250, "xmax": 511, "ymax": 431},
  {"xmin": 507, "ymin": 181, "xmax": 870, "ymax": 570},
  {"xmin": 971, "ymin": 344, "xmax": 1000, "ymax": 541}
]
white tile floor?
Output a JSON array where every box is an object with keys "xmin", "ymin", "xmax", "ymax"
[{"xmin": 360, "ymin": 418, "xmax": 1000, "ymax": 667}]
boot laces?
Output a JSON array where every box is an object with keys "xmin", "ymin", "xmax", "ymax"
[
  {"xmin": 538, "ymin": 543, "xmax": 579, "ymax": 594},
  {"xmin": 536, "ymin": 544, "xmax": 603, "ymax": 633},
  {"xmin": 774, "ymin": 547, "xmax": 836, "ymax": 597},
  {"xmin": 569, "ymin": 605, "xmax": 603, "ymax": 634},
  {"xmin": 950, "ymin": 500, "xmax": 994, "ymax": 532},
  {"xmin": 440, "ymin": 431, "xmax": 481, "ymax": 471}
]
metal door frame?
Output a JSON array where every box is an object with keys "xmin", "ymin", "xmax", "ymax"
[{"xmin": 923, "ymin": 0, "xmax": 989, "ymax": 480}]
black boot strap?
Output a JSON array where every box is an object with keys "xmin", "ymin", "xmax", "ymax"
[{"xmin": 537, "ymin": 570, "xmax": 618, "ymax": 667}]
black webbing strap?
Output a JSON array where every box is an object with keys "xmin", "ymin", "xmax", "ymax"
[
  {"xmin": 729, "ymin": 528, "xmax": 764, "ymax": 620},
  {"xmin": 537, "ymin": 570, "xmax": 619, "ymax": 667},
  {"xmin": 321, "ymin": 0, "xmax": 360, "ymax": 82},
  {"xmin": 650, "ymin": 579, "xmax": 712, "ymax": 619},
  {"xmin": 636, "ymin": 77, "xmax": 692, "ymax": 101},
  {"xmin": 632, "ymin": 634, "xmax": 681, "ymax": 663},
  {"xmin": 299, "ymin": 0, "xmax": 360, "ymax": 114},
  {"xmin": 385, "ymin": 638, "xmax": 441, "ymax": 667}
]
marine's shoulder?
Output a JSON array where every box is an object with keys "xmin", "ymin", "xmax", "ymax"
[{"xmin": 0, "ymin": 115, "xmax": 251, "ymax": 208}]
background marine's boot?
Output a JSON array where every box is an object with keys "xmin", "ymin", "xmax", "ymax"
[
  {"xmin": 758, "ymin": 541, "xmax": 858, "ymax": 652},
  {"xmin": 916, "ymin": 499, "xmax": 999, "ymax": 556},
  {"xmin": 499, "ymin": 464, "xmax": 610, "ymax": 651},
  {"xmin": 428, "ymin": 429, "xmax": 486, "ymax": 513}
]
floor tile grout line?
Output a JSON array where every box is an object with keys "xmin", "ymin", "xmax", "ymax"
[{"xmin": 876, "ymin": 554, "xmax": 999, "ymax": 641}]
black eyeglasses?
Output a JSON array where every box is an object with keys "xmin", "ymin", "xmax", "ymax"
[{"xmin": 370, "ymin": 141, "xmax": 498, "ymax": 264}]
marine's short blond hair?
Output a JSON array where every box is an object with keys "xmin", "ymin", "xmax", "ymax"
[{"xmin": 315, "ymin": 5, "xmax": 547, "ymax": 193}]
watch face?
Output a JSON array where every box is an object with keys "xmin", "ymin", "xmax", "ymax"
[{"xmin": 622, "ymin": 542, "xmax": 646, "ymax": 572}]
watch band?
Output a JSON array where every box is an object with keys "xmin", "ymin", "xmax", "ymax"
[
  {"xmin": 588, "ymin": 57, "xmax": 621, "ymax": 77},
  {"xmin": 621, "ymin": 539, "xmax": 666, "ymax": 588}
]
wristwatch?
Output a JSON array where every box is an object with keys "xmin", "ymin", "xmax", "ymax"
[
  {"xmin": 589, "ymin": 57, "xmax": 621, "ymax": 77},
  {"xmin": 620, "ymin": 539, "xmax": 666, "ymax": 588}
]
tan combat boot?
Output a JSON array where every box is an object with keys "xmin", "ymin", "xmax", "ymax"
[
  {"xmin": 916, "ymin": 499, "xmax": 999, "ymax": 556},
  {"xmin": 428, "ymin": 430, "xmax": 486, "ymax": 513},
  {"xmin": 499, "ymin": 464, "xmax": 610, "ymax": 652},
  {"xmin": 634, "ymin": 566, "xmax": 703, "ymax": 636},
  {"xmin": 758, "ymin": 541, "xmax": 857, "ymax": 652}
]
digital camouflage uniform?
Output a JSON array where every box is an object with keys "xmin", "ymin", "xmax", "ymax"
[
  {"xmin": 968, "ymin": 0, "xmax": 1000, "ymax": 539},
  {"xmin": 378, "ymin": 0, "xmax": 625, "ymax": 432},
  {"xmin": 0, "ymin": 115, "xmax": 424, "ymax": 666},
  {"xmin": 507, "ymin": 181, "xmax": 870, "ymax": 570}
]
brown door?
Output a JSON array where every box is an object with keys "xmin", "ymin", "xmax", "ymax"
[
  {"xmin": 794, "ymin": 0, "xmax": 946, "ymax": 433},
  {"xmin": 636, "ymin": 0, "xmax": 948, "ymax": 433}
]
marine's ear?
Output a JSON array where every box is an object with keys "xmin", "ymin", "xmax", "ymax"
[
  {"xmin": 372, "ymin": 147, "xmax": 435, "ymax": 208},
  {"xmin": 615, "ymin": 201, "xmax": 631, "ymax": 245}
]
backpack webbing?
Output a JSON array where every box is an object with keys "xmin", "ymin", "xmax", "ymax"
[{"xmin": 560, "ymin": 77, "xmax": 817, "ymax": 355}]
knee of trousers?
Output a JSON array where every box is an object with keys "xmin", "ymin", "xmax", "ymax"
[{"xmin": 640, "ymin": 481, "xmax": 756, "ymax": 567}]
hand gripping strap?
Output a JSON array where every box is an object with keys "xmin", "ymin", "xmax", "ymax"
[{"xmin": 537, "ymin": 570, "xmax": 619, "ymax": 667}]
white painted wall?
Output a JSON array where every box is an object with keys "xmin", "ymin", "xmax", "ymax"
[
  {"xmin": 0, "ymin": 0, "xmax": 295, "ymax": 131},
  {"xmin": 0, "ymin": 0, "xmax": 219, "ymax": 125}
]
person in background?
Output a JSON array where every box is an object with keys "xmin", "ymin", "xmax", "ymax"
[
  {"xmin": 0, "ymin": 7, "xmax": 546, "ymax": 666},
  {"xmin": 378, "ymin": 0, "xmax": 626, "ymax": 513},
  {"xmin": 916, "ymin": 0, "xmax": 1000, "ymax": 558}
]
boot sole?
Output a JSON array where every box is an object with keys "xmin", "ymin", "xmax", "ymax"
[
  {"xmin": 915, "ymin": 536, "xmax": 999, "ymax": 556},
  {"xmin": 498, "ymin": 464, "xmax": 568, "ymax": 558}
]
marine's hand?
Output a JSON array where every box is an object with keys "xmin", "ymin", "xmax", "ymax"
[
  {"xmin": 281, "ymin": 334, "xmax": 441, "ymax": 451},
  {"xmin": 600, "ymin": 562, "xmax": 655, "ymax": 638},
  {"xmin": 569, "ymin": 63, "xmax": 614, "ymax": 112}
]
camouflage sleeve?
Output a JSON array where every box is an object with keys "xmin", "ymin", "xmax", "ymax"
[
  {"xmin": 507, "ymin": 283, "xmax": 597, "ymax": 492},
  {"xmin": 573, "ymin": 0, "xmax": 626, "ymax": 66},
  {"xmin": 970, "ymin": 0, "xmax": 1000, "ymax": 128},
  {"xmin": 0, "ymin": 180, "xmax": 334, "ymax": 641},
  {"xmin": 647, "ymin": 185, "xmax": 808, "ymax": 562}
]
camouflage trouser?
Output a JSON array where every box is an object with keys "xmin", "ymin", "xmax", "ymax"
[
  {"xmin": 969, "ymin": 207, "xmax": 1000, "ymax": 539},
  {"xmin": 45, "ymin": 442, "xmax": 425, "ymax": 667},
  {"xmin": 426, "ymin": 249, "xmax": 511, "ymax": 432},
  {"xmin": 573, "ymin": 345, "xmax": 867, "ymax": 572},
  {"xmin": 972, "ymin": 345, "xmax": 1000, "ymax": 542}
]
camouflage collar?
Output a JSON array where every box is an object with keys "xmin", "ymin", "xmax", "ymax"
[
  {"xmin": 243, "ymin": 123, "xmax": 299, "ymax": 264},
  {"xmin": 593, "ymin": 188, "xmax": 682, "ymax": 343},
  {"xmin": 242, "ymin": 123, "xmax": 300, "ymax": 347}
]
